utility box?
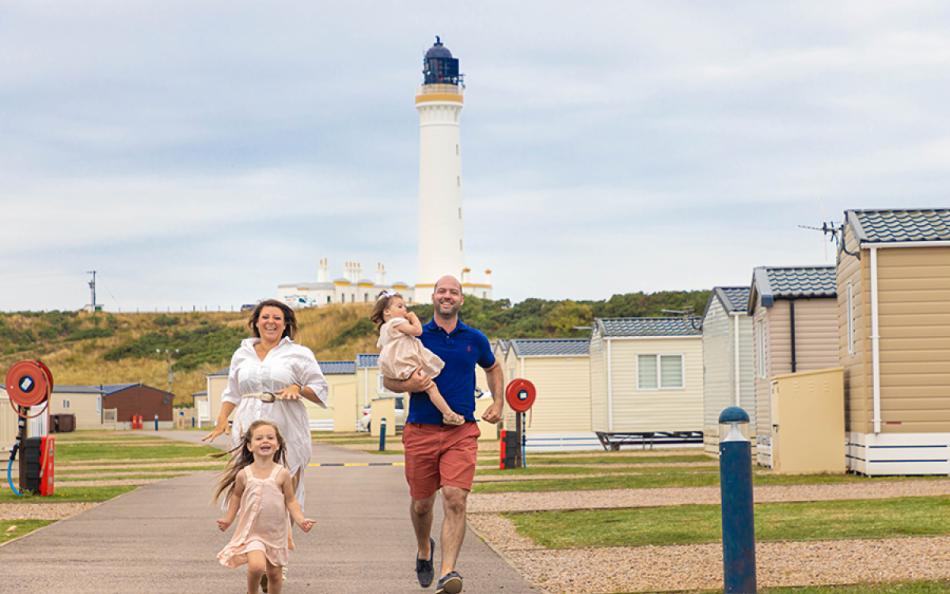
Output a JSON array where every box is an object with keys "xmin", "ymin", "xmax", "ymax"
[
  {"xmin": 769, "ymin": 367, "xmax": 845, "ymax": 474},
  {"xmin": 50, "ymin": 414, "xmax": 76, "ymax": 433},
  {"xmin": 22, "ymin": 435, "xmax": 55, "ymax": 496},
  {"xmin": 500, "ymin": 429, "xmax": 522, "ymax": 469}
]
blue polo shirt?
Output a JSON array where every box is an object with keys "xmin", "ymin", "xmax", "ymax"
[{"xmin": 407, "ymin": 318, "xmax": 495, "ymax": 425}]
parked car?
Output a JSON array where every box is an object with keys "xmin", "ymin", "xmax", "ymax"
[{"xmin": 358, "ymin": 397, "xmax": 405, "ymax": 432}]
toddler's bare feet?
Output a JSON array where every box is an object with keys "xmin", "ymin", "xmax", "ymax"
[{"xmin": 443, "ymin": 412, "xmax": 465, "ymax": 426}]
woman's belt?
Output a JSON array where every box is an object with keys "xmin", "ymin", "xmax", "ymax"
[{"xmin": 242, "ymin": 391, "xmax": 277, "ymax": 403}]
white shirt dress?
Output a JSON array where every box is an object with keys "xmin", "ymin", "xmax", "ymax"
[{"xmin": 221, "ymin": 337, "xmax": 328, "ymax": 509}]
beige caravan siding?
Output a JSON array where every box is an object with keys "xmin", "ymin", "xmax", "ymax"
[
  {"xmin": 304, "ymin": 374, "xmax": 353, "ymax": 425},
  {"xmin": 0, "ymin": 390, "xmax": 16, "ymax": 451},
  {"xmin": 502, "ymin": 349, "xmax": 519, "ymax": 430},
  {"xmin": 703, "ymin": 299, "xmax": 732, "ymax": 443},
  {"xmin": 790, "ymin": 298, "xmax": 840, "ymax": 371},
  {"xmin": 208, "ymin": 374, "xmax": 228, "ymax": 425},
  {"xmin": 520, "ymin": 357, "xmax": 591, "ymax": 432},
  {"xmin": 50, "ymin": 392, "xmax": 100, "ymax": 428},
  {"xmin": 754, "ymin": 303, "xmax": 773, "ymax": 439},
  {"xmin": 737, "ymin": 314, "xmax": 756, "ymax": 428},
  {"xmin": 838, "ymin": 225, "xmax": 871, "ymax": 434},
  {"xmin": 589, "ymin": 332, "xmax": 607, "ymax": 431},
  {"xmin": 877, "ymin": 246, "xmax": 950, "ymax": 433},
  {"xmin": 609, "ymin": 337, "xmax": 703, "ymax": 432},
  {"xmin": 755, "ymin": 297, "xmax": 838, "ymax": 438}
]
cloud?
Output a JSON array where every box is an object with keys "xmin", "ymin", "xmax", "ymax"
[{"xmin": 2, "ymin": 1, "xmax": 949, "ymax": 310}]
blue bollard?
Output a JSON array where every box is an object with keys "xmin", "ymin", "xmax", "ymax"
[
  {"xmin": 719, "ymin": 406, "xmax": 756, "ymax": 594},
  {"xmin": 154, "ymin": 414, "xmax": 159, "ymax": 431},
  {"xmin": 379, "ymin": 418, "xmax": 387, "ymax": 451}
]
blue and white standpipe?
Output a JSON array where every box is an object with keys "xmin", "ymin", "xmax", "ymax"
[{"xmin": 718, "ymin": 406, "xmax": 757, "ymax": 594}]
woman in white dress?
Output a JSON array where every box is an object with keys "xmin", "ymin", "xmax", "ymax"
[{"xmin": 203, "ymin": 299, "xmax": 328, "ymax": 508}]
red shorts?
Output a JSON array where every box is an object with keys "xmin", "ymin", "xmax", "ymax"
[{"xmin": 402, "ymin": 422, "xmax": 481, "ymax": 500}]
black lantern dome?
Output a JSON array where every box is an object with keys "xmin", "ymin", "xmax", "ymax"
[{"xmin": 423, "ymin": 36, "xmax": 461, "ymax": 85}]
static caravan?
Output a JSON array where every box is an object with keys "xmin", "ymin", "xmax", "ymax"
[
  {"xmin": 0, "ymin": 387, "xmax": 17, "ymax": 451},
  {"xmin": 206, "ymin": 367, "xmax": 229, "ymax": 429},
  {"xmin": 49, "ymin": 385, "xmax": 106, "ymax": 429},
  {"xmin": 51, "ymin": 383, "xmax": 174, "ymax": 430},
  {"xmin": 748, "ymin": 266, "xmax": 838, "ymax": 466},
  {"xmin": 590, "ymin": 318, "xmax": 704, "ymax": 446},
  {"xmin": 701, "ymin": 287, "xmax": 754, "ymax": 454},
  {"xmin": 356, "ymin": 354, "xmax": 388, "ymax": 406},
  {"xmin": 307, "ymin": 360, "xmax": 358, "ymax": 432},
  {"xmin": 192, "ymin": 391, "xmax": 210, "ymax": 427},
  {"xmin": 502, "ymin": 338, "xmax": 595, "ymax": 450},
  {"xmin": 837, "ymin": 208, "xmax": 950, "ymax": 475}
]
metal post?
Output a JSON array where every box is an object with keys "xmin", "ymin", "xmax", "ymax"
[
  {"xmin": 379, "ymin": 418, "xmax": 387, "ymax": 451},
  {"xmin": 719, "ymin": 406, "xmax": 756, "ymax": 594},
  {"xmin": 154, "ymin": 414, "xmax": 159, "ymax": 431},
  {"xmin": 16, "ymin": 407, "xmax": 28, "ymax": 494},
  {"xmin": 520, "ymin": 411, "xmax": 527, "ymax": 468}
]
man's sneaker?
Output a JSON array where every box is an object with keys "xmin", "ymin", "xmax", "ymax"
[
  {"xmin": 435, "ymin": 571, "xmax": 463, "ymax": 594},
  {"xmin": 415, "ymin": 537, "xmax": 435, "ymax": 587}
]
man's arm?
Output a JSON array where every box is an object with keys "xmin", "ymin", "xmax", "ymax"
[
  {"xmin": 383, "ymin": 368, "xmax": 433, "ymax": 394},
  {"xmin": 481, "ymin": 362, "xmax": 505, "ymax": 424}
]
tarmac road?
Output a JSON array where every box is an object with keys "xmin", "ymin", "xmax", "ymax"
[{"xmin": 0, "ymin": 431, "xmax": 537, "ymax": 594}]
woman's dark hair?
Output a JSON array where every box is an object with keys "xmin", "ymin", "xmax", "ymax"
[
  {"xmin": 248, "ymin": 299, "xmax": 298, "ymax": 340},
  {"xmin": 370, "ymin": 291, "xmax": 403, "ymax": 329}
]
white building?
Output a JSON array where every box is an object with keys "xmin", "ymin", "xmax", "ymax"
[{"xmin": 278, "ymin": 259, "xmax": 414, "ymax": 308}]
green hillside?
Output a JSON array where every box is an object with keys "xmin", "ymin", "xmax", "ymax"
[{"xmin": 0, "ymin": 291, "xmax": 709, "ymax": 405}]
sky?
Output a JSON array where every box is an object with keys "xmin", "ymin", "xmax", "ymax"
[{"xmin": 3, "ymin": 1, "xmax": 950, "ymax": 311}]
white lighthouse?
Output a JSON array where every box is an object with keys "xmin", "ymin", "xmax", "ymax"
[{"xmin": 415, "ymin": 37, "xmax": 467, "ymax": 302}]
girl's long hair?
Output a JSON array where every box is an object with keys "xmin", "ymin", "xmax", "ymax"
[
  {"xmin": 213, "ymin": 419, "xmax": 288, "ymax": 503},
  {"xmin": 370, "ymin": 291, "xmax": 403, "ymax": 329}
]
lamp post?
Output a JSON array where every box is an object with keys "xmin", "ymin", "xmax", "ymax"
[
  {"xmin": 718, "ymin": 405, "xmax": 756, "ymax": 594},
  {"xmin": 156, "ymin": 348, "xmax": 180, "ymax": 394}
]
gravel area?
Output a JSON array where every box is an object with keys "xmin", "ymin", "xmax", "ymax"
[
  {"xmin": 0, "ymin": 502, "xmax": 97, "ymax": 520},
  {"xmin": 469, "ymin": 515, "xmax": 950, "ymax": 593},
  {"xmin": 469, "ymin": 479, "xmax": 950, "ymax": 512}
]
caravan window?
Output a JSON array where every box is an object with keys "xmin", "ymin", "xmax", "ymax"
[{"xmin": 637, "ymin": 354, "xmax": 684, "ymax": 390}]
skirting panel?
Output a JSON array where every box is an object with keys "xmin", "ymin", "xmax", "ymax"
[{"xmin": 847, "ymin": 432, "xmax": 950, "ymax": 476}]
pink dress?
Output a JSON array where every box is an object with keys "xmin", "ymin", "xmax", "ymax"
[
  {"xmin": 217, "ymin": 465, "xmax": 292, "ymax": 568},
  {"xmin": 378, "ymin": 318, "xmax": 445, "ymax": 380}
]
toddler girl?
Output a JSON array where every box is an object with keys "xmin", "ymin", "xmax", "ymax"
[
  {"xmin": 215, "ymin": 419, "xmax": 314, "ymax": 594},
  {"xmin": 371, "ymin": 291, "xmax": 464, "ymax": 425}
]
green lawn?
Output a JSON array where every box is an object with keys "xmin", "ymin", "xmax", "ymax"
[
  {"xmin": 57, "ymin": 464, "xmax": 219, "ymax": 475},
  {"xmin": 524, "ymin": 454, "xmax": 712, "ymax": 465},
  {"xmin": 506, "ymin": 496, "xmax": 950, "ymax": 548},
  {"xmin": 0, "ymin": 486, "xmax": 136, "ymax": 503},
  {"xmin": 53, "ymin": 432, "xmax": 177, "ymax": 442},
  {"xmin": 0, "ymin": 520, "xmax": 54, "ymax": 544},
  {"xmin": 474, "ymin": 467, "xmax": 928, "ymax": 493},
  {"xmin": 57, "ymin": 442, "xmax": 219, "ymax": 461},
  {"xmin": 58, "ymin": 472, "xmax": 191, "ymax": 482},
  {"xmin": 479, "ymin": 464, "xmax": 716, "ymax": 477}
]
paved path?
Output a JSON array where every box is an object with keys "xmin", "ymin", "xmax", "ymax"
[{"xmin": 0, "ymin": 431, "xmax": 537, "ymax": 594}]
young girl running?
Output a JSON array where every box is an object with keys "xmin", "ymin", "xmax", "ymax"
[
  {"xmin": 372, "ymin": 291, "xmax": 464, "ymax": 425},
  {"xmin": 215, "ymin": 419, "xmax": 314, "ymax": 594}
]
